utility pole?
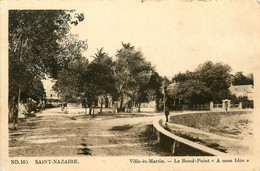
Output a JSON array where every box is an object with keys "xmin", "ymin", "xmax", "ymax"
[{"xmin": 162, "ymin": 84, "xmax": 166, "ymax": 113}]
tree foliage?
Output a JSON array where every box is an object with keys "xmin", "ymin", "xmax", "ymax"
[
  {"xmin": 171, "ymin": 61, "xmax": 233, "ymax": 104},
  {"xmin": 9, "ymin": 10, "xmax": 85, "ymax": 126},
  {"xmin": 56, "ymin": 34, "xmax": 88, "ymax": 71},
  {"xmin": 232, "ymin": 72, "xmax": 254, "ymax": 86},
  {"xmin": 114, "ymin": 42, "xmax": 154, "ymax": 108},
  {"xmin": 140, "ymin": 72, "xmax": 163, "ymax": 110},
  {"xmin": 86, "ymin": 48, "xmax": 118, "ymax": 105},
  {"xmin": 54, "ymin": 48, "xmax": 118, "ymax": 114},
  {"xmin": 196, "ymin": 61, "xmax": 232, "ymax": 92},
  {"xmin": 53, "ymin": 57, "xmax": 89, "ymax": 102},
  {"xmin": 9, "ymin": 10, "xmax": 85, "ymax": 102}
]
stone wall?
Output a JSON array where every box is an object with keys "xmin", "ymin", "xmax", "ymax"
[{"xmin": 169, "ymin": 110, "xmax": 253, "ymax": 128}]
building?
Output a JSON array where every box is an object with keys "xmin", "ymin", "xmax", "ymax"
[
  {"xmin": 41, "ymin": 76, "xmax": 61, "ymax": 106},
  {"xmin": 229, "ymin": 84, "xmax": 254, "ymax": 101}
]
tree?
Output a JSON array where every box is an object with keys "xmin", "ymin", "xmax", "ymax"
[
  {"xmin": 139, "ymin": 71, "xmax": 163, "ymax": 111},
  {"xmin": 166, "ymin": 82, "xmax": 178, "ymax": 108},
  {"xmin": 175, "ymin": 80, "xmax": 211, "ymax": 104},
  {"xmin": 232, "ymin": 72, "xmax": 254, "ymax": 85},
  {"xmin": 86, "ymin": 48, "xmax": 118, "ymax": 114},
  {"xmin": 53, "ymin": 57, "xmax": 89, "ymax": 103},
  {"xmin": 172, "ymin": 61, "xmax": 233, "ymax": 105},
  {"xmin": 146, "ymin": 89, "xmax": 156, "ymax": 112},
  {"xmin": 196, "ymin": 61, "xmax": 232, "ymax": 103},
  {"xmin": 54, "ymin": 48, "xmax": 117, "ymax": 116},
  {"xmin": 9, "ymin": 10, "xmax": 84, "ymax": 78},
  {"xmin": 172, "ymin": 71, "xmax": 195, "ymax": 83},
  {"xmin": 114, "ymin": 42, "xmax": 153, "ymax": 110},
  {"xmin": 196, "ymin": 61, "xmax": 232, "ymax": 92},
  {"xmin": 53, "ymin": 34, "xmax": 88, "ymax": 102},
  {"xmin": 9, "ymin": 10, "xmax": 85, "ymax": 127},
  {"xmin": 56, "ymin": 34, "xmax": 88, "ymax": 71}
]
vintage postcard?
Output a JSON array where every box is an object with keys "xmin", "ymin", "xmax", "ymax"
[{"xmin": 1, "ymin": 0, "xmax": 260, "ymax": 170}]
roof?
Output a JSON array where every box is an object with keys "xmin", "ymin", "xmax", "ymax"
[{"xmin": 229, "ymin": 85, "xmax": 253, "ymax": 92}]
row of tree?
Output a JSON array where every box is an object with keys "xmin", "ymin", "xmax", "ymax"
[
  {"xmin": 9, "ymin": 10, "xmax": 254, "ymax": 122},
  {"xmin": 53, "ymin": 43, "xmax": 164, "ymax": 114},
  {"xmin": 166, "ymin": 61, "xmax": 254, "ymax": 107},
  {"xmin": 54, "ymin": 46, "xmax": 254, "ymax": 112},
  {"xmin": 8, "ymin": 11, "xmax": 163, "ymax": 116}
]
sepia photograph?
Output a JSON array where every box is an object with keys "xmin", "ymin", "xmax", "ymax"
[{"xmin": 1, "ymin": 0, "xmax": 260, "ymax": 170}]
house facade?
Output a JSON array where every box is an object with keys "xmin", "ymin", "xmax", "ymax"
[
  {"xmin": 41, "ymin": 76, "xmax": 61, "ymax": 105},
  {"xmin": 229, "ymin": 84, "xmax": 254, "ymax": 101}
]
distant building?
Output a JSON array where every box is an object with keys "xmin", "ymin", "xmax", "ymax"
[
  {"xmin": 229, "ymin": 84, "xmax": 254, "ymax": 101},
  {"xmin": 41, "ymin": 77, "xmax": 61, "ymax": 105},
  {"xmin": 94, "ymin": 95, "xmax": 114, "ymax": 108}
]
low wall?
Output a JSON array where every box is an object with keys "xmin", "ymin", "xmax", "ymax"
[
  {"xmin": 153, "ymin": 117, "xmax": 228, "ymax": 156},
  {"xmin": 16, "ymin": 102, "xmax": 37, "ymax": 119},
  {"xmin": 140, "ymin": 107, "xmax": 156, "ymax": 113},
  {"xmin": 65, "ymin": 107, "xmax": 116, "ymax": 114},
  {"xmin": 169, "ymin": 110, "xmax": 253, "ymax": 129},
  {"xmin": 125, "ymin": 107, "xmax": 156, "ymax": 113}
]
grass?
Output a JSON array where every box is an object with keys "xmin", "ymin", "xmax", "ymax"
[
  {"xmin": 138, "ymin": 124, "xmax": 173, "ymax": 156},
  {"xmin": 161, "ymin": 124, "xmax": 228, "ymax": 153},
  {"xmin": 110, "ymin": 124, "xmax": 133, "ymax": 131}
]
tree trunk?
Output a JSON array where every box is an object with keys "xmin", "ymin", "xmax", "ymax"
[
  {"xmin": 149, "ymin": 101, "xmax": 151, "ymax": 113},
  {"xmin": 88, "ymin": 106, "xmax": 92, "ymax": 115},
  {"xmin": 89, "ymin": 100, "xmax": 94, "ymax": 115},
  {"xmin": 120, "ymin": 97, "xmax": 123, "ymax": 110},
  {"xmin": 138, "ymin": 103, "xmax": 141, "ymax": 112},
  {"xmin": 100, "ymin": 98, "xmax": 103, "ymax": 114},
  {"xmin": 92, "ymin": 105, "xmax": 95, "ymax": 118},
  {"xmin": 156, "ymin": 98, "xmax": 159, "ymax": 112},
  {"xmin": 13, "ymin": 88, "xmax": 21, "ymax": 129},
  {"xmin": 164, "ymin": 94, "xmax": 166, "ymax": 113},
  {"xmin": 14, "ymin": 38, "xmax": 24, "ymax": 129}
]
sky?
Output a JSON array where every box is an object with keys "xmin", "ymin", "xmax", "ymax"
[{"xmin": 70, "ymin": 0, "xmax": 260, "ymax": 78}]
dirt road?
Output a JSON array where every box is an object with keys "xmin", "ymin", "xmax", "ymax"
[{"xmin": 9, "ymin": 108, "xmax": 163, "ymax": 157}]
